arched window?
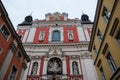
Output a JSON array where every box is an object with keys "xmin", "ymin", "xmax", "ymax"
[
  {"xmin": 52, "ymin": 30, "xmax": 61, "ymax": 41},
  {"xmin": 31, "ymin": 62, "xmax": 38, "ymax": 75},
  {"xmin": 72, "ymin": 61, "xmax": 79, "ymax": 75}
]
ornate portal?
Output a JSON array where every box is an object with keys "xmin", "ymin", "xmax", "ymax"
[{"xmin": 47, "ymin": 57, "xmax": 62, "ymax": 75}]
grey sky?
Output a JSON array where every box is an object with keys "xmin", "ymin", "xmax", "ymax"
[{"xmin": 2, "ymin": 0, "xmax": 97, "ymax": 29}]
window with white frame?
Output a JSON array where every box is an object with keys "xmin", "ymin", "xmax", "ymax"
[
  {"xmin": 68, "ymin": 30, "xmax": 74, "ymax": 40},
  {"xmin": 17, "ymin": 51, "xmax": 22, "ymax": 61},
  {"xmin": 97, "ymin": 29, "xmax": 103, "ymax": 43},
  {"xmin": 93, "ymin": 45, "xmax": 98, "ymax": 55},
  {"xmin": 8, "ymin": 65, "xmax": 17, "ymax": 80},
  {"xmin": 39, "ymin": 31, "xmax": 45, "ymax": 41},
  {"xmin": 100, "ymin": 67, "xmax": 106, "ymax": 80},
  {"xmin": 102, "ymin": 6, "xmax": 111, "ymax": 23},
  {"xmin": 115, "ymin": 29, "xmax": 120, "ymax": 45},
  {"xmin": 0, "ymin": 24, "xmax": 10, "ymax": 40},
  {"xmin": 52, "ymin": 30, "xmax": 61, "ymax": 41},
  {"xmin": 107, "ymin": 52, "xmax": 117, "ymax": 73}
]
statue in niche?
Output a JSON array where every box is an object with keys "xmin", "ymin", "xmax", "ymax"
[
  {"xmin": 72, "ymin": 62, "xmax": 79, "ymax": 75},
  {"xmin": 47, "ymin": 57, "xmax": 62, "ymax": 75},
  {"xmin": 48, "ymin": 59, "xmax": 61, "ymax": 72},
  {"xmin": 52, "ymin": 60, "xmax": 58, "ymax": 71},
  {"xmin": 31, "ymin": 62, "xmax": 38, "ymax": 75}
]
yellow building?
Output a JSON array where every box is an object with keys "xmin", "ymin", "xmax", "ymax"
[{"xmin": 89, "ymin": 0, "xmax": 120, "ymax": 80}]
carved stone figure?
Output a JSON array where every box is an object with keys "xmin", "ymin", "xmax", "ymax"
[
  {"xmin": 47, "ymin": 57, "xmax": 62, "ymax": 75},
  {"xmin": 31, "ymin": 62, "xmax": 38, "ymax": 75},
  {"xmin": 72, "ymin": 62, "xmax": 79, "ymax": 75}
]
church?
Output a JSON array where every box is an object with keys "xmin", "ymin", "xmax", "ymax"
[{"xmin": 17, "ymin": 12, "xmax": 97, "ymax": 80}]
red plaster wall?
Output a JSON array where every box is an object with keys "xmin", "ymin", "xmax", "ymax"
[
  {"xmin": 39, "ymin": 56, "xmax": 44, "ymax": 77},
  {"xmin": 0, "ymin": 34, "xmax": 13, "ymax": 67},
  {"xmin": 0, "ymin": 17, "xmax": 13, "ymax": 67},
  {"xmin": 60, "ymin": 16, "xmax": 64, "ymax": 20},
  {"xmin": 63, "ymin": 25, "xmax": 79, "ymax": 43},
  {"xmin": 0, "ymin": 16, "xmax": 27, "ymax": 80},
  {"xmin": 4, "ymin": 50, "xmax": 25, "ymax": 80},
  {"xmin": 87, "ymin": 28, "xmax": 92, "ymax": 37},
  {"xmin": 0, "ymin": 17, "xmax": 4, "ymax": 25},
  {"xmin": 49, "ymin": 16, "xmax": 53, "ymax": 21},
  {"xmin": 66, "ymin": 55, "xmax": 70, "ymax": 76},
  {"xmin": 33, "ymin": 27, "xmax": 49, "ymax": 44}
]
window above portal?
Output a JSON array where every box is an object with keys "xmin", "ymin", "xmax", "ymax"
[
  {"xmin": 0, "ymin": 24, "xmax": 10, "ymax": 40},
  {"xmin": 52, "ymin": 30, "xmax": 61, "ymax": 42}
]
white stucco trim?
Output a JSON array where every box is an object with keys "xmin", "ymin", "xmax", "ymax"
[
  {"xmin": 22, "ymin": 29, "xmax": 29, "ymax": 42},
  {"xmin": 49, "ymin": 27, "xmax": 63, "ymax": 42},
  {"xmin": 0, "ymin": 50, "xmax": 13, "ymax": 80},
  {"xmin": 27, "ymin": 28, "xmax": 36, "ymax": 42},
  {"xmin": 84, "ymin": 29, "xmax": 90, "ymax": 41},
  {"xmin": 77, "ymin": 27, "xmax": 86, "ymax": 41}
]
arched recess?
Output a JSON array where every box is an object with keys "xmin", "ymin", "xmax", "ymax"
[
  {"xmin": 47, "ymin": 57, "xmax": 62, "ymax": 75},
  {"xmin": 31, "ymin": 62, "xmax": 38, "ymax": 75},
  {"xmin": 72, "ymin": 61, "xmax": 79, "ymax": 75},
  {"xmin": 52, "ymin": 30, "xmax": 61, "ymax": 41}
]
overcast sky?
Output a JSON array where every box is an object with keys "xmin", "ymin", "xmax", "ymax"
[{"xmin": 2, "ymin": 0, "xmax": 97, "ymax": 29}]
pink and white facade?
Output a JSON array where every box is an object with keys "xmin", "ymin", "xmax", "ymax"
[{"xmin": 17, "ymin": 12, "xmax": 97, "ymax": 80}]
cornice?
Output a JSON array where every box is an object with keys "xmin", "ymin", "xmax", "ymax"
[{"xmin": 23, "ymin": 42, "xmax": 89, "ymax": 49}]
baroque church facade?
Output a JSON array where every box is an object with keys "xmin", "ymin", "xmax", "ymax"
[{"xmin": 17, "ymin": 12, "xmax": 97, "ymax": 80}]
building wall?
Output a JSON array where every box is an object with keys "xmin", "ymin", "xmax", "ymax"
[
  {"xmin": 89, "ymin": 0, "xmax": 120, "ymax": 80},
  {"xmin": 17, "ymin": 12, "xmax": 97, "ymax": 80},
  {"xmin": 17, "ymin": 25, "xmax": 92, "ymax": 43},
  {"xmin": 0, "ymin": 1, "xmax": 30, "ymax": 80}
]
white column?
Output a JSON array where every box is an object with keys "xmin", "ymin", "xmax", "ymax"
[
  {"xmin": 22, "ymin": 62, "xmax": 30, "ymax": 80},
  {"xmin": 37, "ymin": 61, "xmax": 40, "ymax": 75},
  {"xmin": 63, "ymin": 59, "xmax": 67, "ymax": 74},
  {"xmin": 60, "ymin": 27, "xmax": 64, "ymax": 42},
  {"xmin": 28, "ymin": 61, "xmax": 33, "ymax": 75},
  {"xmin": 75, "ymin": 60, "xmax": 81, "ymax": 75},
  {"xmin": 22, "ymin": 29, "xmax": 29, "ymax": 43},
  {"xmin": 84, "ymin": 29, "xmax": 90, "ymax": 41},
  {"xmin": 49, "ymin": 28, "xmax": 52, "ymax": 42},
  {"xmin": 77, "ymin": 27, "xmax": 86, "ymax": 41},
  {"xmin": 0, "ymin": 50, "xmax": 13, "ymax": 80},
  {"xmin": 70, "ymin": 60, "xmax": 73, "ymax": 75},
  {"xmin": 20, "ymin": 69, "xmax": 24, "ymax": 80},
  {"xmin": 42, "ymin": 59, "xmax": 47, "ymax": 74},
  {"xmin": 27, "ymin": 28, "xmax": 36, "ymax": 42},
  {"xmin": 84, "ymin": 59, "xmax": 98, "ymax": 80},
  {"xmin": 80, "ymin": 59, "xmax": 88, "ymax": 80}
]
